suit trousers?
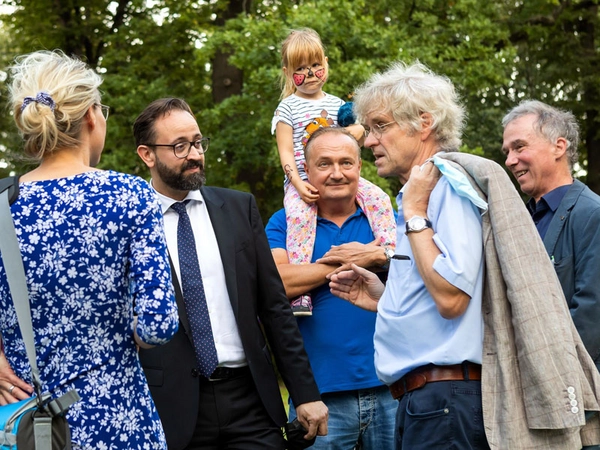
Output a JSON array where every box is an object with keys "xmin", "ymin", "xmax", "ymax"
[{"xmin": 184, "ymin": 369, "xmax": 286, "ymax": 450}]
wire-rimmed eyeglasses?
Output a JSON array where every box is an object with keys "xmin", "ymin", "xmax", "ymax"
[
  {"xmin": 96, "ymin": 104, "xmax": 110, "ymax": 120},
  {"xmin": 144, "ymin": 138, "xmax": 210, "ymax": 159},
  {"xmin": 363, "ymin": 121, "xmax": 396, "ymax": 139}
]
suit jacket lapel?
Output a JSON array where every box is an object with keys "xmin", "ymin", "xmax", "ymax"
[
  {"xmin": 201, "ymin": 187, "xmax": 239, "ymax": 316},
  {"xmin": 542, "ymin": 180, "xmax": 583, "ymax": 257}
]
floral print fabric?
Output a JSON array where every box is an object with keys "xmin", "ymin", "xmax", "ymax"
[{"xmin": 0, "ymin": 171, "xmax": 178, "ymax": 449}]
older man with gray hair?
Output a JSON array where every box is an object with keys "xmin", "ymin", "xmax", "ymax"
[
  {"xmin": 330, "ymin": 63, "xmax": 600, "ymax": 449},
  {"xmin": 332, "ymin": 61, "xmax": 489, "ymax": 449},
  {"xmin": 502, "ymin": 100, "xmax": 600, "ymax": 374}
]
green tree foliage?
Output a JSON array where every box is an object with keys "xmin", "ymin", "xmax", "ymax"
[
  {"xmin": 1, "ymin": 0, "xmax": 599, "ymax": 219},
  {"xmin": 499, "ymin": 0, "xmax": 600, "ymax": 190}
]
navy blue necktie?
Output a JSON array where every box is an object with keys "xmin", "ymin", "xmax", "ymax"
[{"xmin": 171, "ymin": 201, "xmax": 218, "ymax": 378}]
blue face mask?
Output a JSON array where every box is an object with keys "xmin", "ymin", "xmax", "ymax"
[{"xmin": 432, "ymin": 155, "xmax": 488, "ymax": 214}]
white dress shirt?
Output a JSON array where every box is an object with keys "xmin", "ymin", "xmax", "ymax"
[{"xmin": 153, "ymin": 184, "xmax": 246, "ymax": 367}]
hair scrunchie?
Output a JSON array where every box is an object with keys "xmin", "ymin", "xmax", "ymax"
[{"xmin": 20, "ymin": 91, "xmax": 56, "ymax": 112}]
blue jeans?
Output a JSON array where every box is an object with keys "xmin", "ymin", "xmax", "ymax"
[
  {"xmin": 395, "ymin": 380, "xmax": 489, "ymax": 450},
  {"xmin": 289, "ymin": 385, "xmax": 396, "ymax": 450}
]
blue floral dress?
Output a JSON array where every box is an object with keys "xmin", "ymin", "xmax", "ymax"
[{"xmin": 0, "ymin": 171, "xmax": 179, "ymax": 449}]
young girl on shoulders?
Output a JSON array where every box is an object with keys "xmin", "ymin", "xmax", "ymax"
[{"xmin": 272, "ymin": 28, "xmax": 396, "ymax": 316}]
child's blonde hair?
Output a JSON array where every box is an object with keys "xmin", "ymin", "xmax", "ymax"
[
  {"xmin": 9, "ymin": 50, "xmax": 103, "ymax": 160},
  {"xmin": 279, "ymin": 28, "xmax": 327, "ymax": 99}
]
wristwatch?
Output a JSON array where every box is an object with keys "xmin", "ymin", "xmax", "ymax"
[
  {"xmin": 405, "ymin": 216, "xmax": 432, "ymax": 234},
  {"xmin": 381, "ymin": 245, "xmax": 394, "ymax": 269},
  {"xmin": 383, "ymin": 246, "xmax": 395, "ymax": 264}
]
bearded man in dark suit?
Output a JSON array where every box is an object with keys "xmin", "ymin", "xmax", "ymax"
[{"xmin": 134, "ymin": 98, "xmax": 327, "ymax": 450}]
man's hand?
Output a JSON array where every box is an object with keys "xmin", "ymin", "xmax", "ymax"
[
  {"xmin": 295, "ymin": 400, "xmax": 329, "ymax": 440},
  {"xmin": 402, "ymin": 160, "xmax": 441, "ymax": 218},
  {"xmin": 0, "ymin": 351, "xmax": 33, "ymax": 405},
  {"xmin": 316, "ymin": 240, "xmax": 387, "ymax": 271},
  {"xmin": 328, "ymin": 264, "xmax": 385, "ymax": 312},
  {"xmin": 402, "ymin": 159, "xmax": 471, "ymax": 319}
]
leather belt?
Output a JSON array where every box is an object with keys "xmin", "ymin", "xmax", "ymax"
[
  {"xmin": 389, "ymin": 362, "xmax": 481, "ymax": 400},
  {"xmin": 206, "ymin": 366, "xmax": 250, "ymax": 382}
]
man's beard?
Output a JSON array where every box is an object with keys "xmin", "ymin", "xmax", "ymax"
[{"xmin": 155, "ymin": 157, "xmax": 206, "ymax": 191}]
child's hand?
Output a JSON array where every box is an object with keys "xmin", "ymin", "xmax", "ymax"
[
  {"xmin": 345, "ymin": 124, "xmax": 365, "ymax": 147},
  {"xmin": 297, "ymin": 181, "xmax": 320, "ymax": 204}
]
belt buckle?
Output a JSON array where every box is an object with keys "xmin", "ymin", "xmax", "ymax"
[{"xmin": 207, "ymin": 367, "xmax": 225, "ymax": 381}]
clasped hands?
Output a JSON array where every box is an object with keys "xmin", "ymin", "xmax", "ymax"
[{"xmin": 328, "ymin": 161, "xmax": 441, "ymax": 312}]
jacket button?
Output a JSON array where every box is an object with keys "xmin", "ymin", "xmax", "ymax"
[{"xmin": 191, "ymin": 368, "xmax": 200, "ymax": 377}]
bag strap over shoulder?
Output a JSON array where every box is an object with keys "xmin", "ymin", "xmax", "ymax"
[
  {"xmin": 0, "ymin": 176, "xmax": 19, "ymax": 205},
  {"xmin": 0, "ymin": 183, "xmax": 80, "ymax": 412},
  {"xmin": 1, "ymin": 181, "xmax": 80, "ymax": 450},
  {"xmin": 0, "ymin": 186, "xmax": 44, "ymax": 397}
]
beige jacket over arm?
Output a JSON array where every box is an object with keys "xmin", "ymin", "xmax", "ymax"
[{"xmin": 439, "ymin": 151, "xmax": 600, "ymax": 449}]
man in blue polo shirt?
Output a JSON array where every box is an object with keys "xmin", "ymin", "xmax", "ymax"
[{"xmin": 265, "ymin": 126, "xmax": 397, "ymax": 450}]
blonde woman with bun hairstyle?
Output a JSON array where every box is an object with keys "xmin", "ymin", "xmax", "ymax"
[{"xmin": 0, "ymin": 50, "xmax": 179, "ymax": 449}]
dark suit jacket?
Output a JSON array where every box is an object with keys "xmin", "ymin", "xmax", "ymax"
[
  {"xmin": 543, "ymin": 179, "xmax": 600, "ymax": 369},
  {"xmin": 139, "ymin": 186, "xmax": 320, "ymax": 450}
]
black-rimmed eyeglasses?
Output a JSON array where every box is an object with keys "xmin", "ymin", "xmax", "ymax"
[
  {"xmin": 144, "ymin": 138, "xmax": 210, "ymax": 159},
  {"xmin": 363, "ymin": 121, "xmax": 396, "ymax": 139}
]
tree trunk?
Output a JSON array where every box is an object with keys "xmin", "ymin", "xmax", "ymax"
[
  {"xmin": 211, "ymin": 0, "xmax": 249, "ymax": 104},
  {"xmin": 579, "ymin": 3, "xmax": 600, "ymax": 194},
  {"xmin": 584, "ymin": 93, "xmax": 600, "ymax": 194}
]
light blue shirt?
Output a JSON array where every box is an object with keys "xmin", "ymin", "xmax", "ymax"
[{"xmin": 374, "ymin": 176, "xmax": 484, "ymax": 385}]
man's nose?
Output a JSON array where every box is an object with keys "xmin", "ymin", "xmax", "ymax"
[
  {"xmin": 364, "ymin": 133, "xmax": 378, "ymax": 148},
  {"xmin": 504, "ymin": 150, "xmax": 516, "ymax": 168},
  {"xmin": 330, "ymin": 164, "xmax": 343, "ymax": 178},
  {"xmin": 187, "ymin": 145, "xmax": 204, "ymax": 160}
]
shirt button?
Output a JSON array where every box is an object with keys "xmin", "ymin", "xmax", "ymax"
[
  {"xmin": 568, "ymin": 393, "xmax": 576, "ymax": 400},
  {"xmin": 571, "ymin": 406, "xmax": 579, "ymax": 414},
  {"xmin": 567, "ymin": 386, "xmax": 575, "ymax": 394},
  {"xmin": 570, "ymin": 399, "xmax": 578, "ymax": 407}
]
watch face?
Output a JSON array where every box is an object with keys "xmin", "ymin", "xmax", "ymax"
[
  {"xmin": 384, "ymin": 247, "xmax": 394, "ymax": 260},
  {"xmin": 406, "ymin": 216, "xmax": 431, "ymax": 233},
  {"xmin": 409, "ymin": 217, "xmax": 426, "ymax": 230}
]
